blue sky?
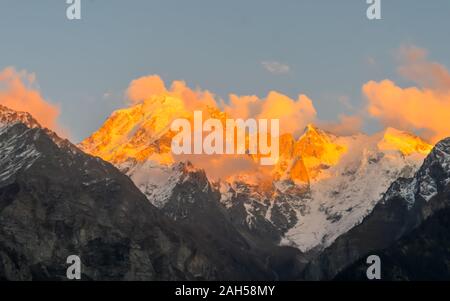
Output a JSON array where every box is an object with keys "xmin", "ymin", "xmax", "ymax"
[{"xmin": 1, "ymin": 0, "xmax": 450, "ymax": 141}]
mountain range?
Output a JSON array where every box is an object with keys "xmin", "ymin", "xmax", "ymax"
[
  {"xmin": 1, "ymin": 94, "xmax": 450, "ymax": 280},
  {"xmin": 79, "ymin": 95, "xmax": 433, "ymax": 253}
]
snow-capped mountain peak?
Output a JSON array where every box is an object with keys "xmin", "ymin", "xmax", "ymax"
[
  {"xmin": 0, "ymin": 104, "xmax": 41, "ymax": 129},
  {"xmin": 80, "ymin": 100, "xmax": 434, "ymax": 252},
  {"xmin": 378, "ymin": 127, "xmax": 433, "ymax": 155}
]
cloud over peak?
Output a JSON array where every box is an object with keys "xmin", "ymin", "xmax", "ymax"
[
  {"xmin": 0, "ymin": 67, "xmax": 67, "ymax": 137},
  {"xmin": 126, "ymin": 74, "xmax": 317, "ymax": 137},
  {"xmin": 363, "ymin": 45, "xmax": 450, "ymax": 143}
]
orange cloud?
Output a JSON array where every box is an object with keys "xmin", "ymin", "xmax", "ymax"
[
  {"xmin": 126, "ymin": 75, "xmax": 317, "ymax": 137},
  {"xmin": 0, "ymin": 67, "xmax": 67, "ymax": 137},
  {"xmin": 363, "ymin": 79, "xmax": 450, "ymax": 143},
  {"xmin": 224, "ymin": 91, "xmax": 317, "ymax": 137},
  {"xmin": 223, "ymin": 95, "xmax": 260, "ymax": 120},
  {"xmin": 362, "ymin": 46, "xmax": 450, "ymax": 143},
  {"xmin": 169, "ymin": 80, "xmax": 217, "ymax": 112},
  {"xmin": 127, "ymin": 74, "xmax": 217, "ymax": 112},
  {"xmin": 127, "ymin": 75, "xmax": 166, "ymax": 104}
]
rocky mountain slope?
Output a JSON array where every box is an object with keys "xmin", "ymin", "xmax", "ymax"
[{"xmin": 0, "ymin": 105, "xmax": 274, "ymax": 280}]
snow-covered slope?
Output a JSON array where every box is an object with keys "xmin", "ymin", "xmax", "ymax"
[
  {"xmin": 281, "ymin": 129, "xmax": 429, "ymax": 251},
  {"xmin": 215, "ymin": 126, "xmax": 431, "ymax": 251},
  {"xmin": 122, "ymin": 160, "xmax": 205, "ymax": 209},
  {"xmin": 0, "ymin": 105, "xmax": 45, "ymax": 182}
]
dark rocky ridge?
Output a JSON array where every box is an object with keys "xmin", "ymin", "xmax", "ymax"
[{"xmin": 335, "ymin": 204, "xmax": 450, "ymax": 280}]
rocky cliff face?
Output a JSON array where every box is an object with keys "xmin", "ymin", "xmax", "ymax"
[{"xmin": 0, "ymin": 106, "xmax": 272, "ymax": 280}]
